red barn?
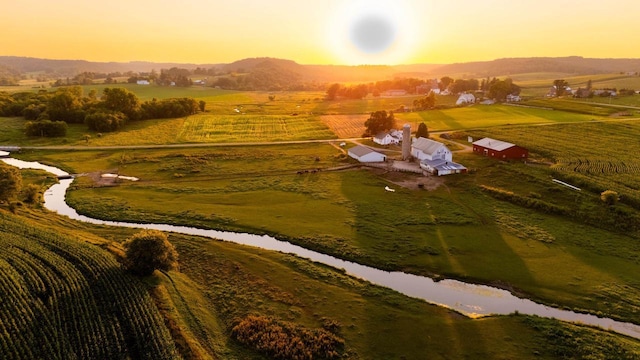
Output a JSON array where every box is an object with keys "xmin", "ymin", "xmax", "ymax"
[{"xmin": 472, "ymin": 137, "xmax": 528, "ymax": 160}]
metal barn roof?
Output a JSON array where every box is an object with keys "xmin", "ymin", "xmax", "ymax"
[
  {"xmin": 472, "ymin": 137, "xmax": 516, "ymax": 152},
  {"xmin": 412, "ymin": 137, "xmax": 446, "ymax": 155}
]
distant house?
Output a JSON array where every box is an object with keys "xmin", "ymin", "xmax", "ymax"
[
  {"xmin": 373, "ymin": 132, "xmax": 399, "ymax": 146},
  {"xmin": 456, "ymin": 93, "xmax": 475, "ymax": 105},
  {"xmin": 416, "ymin": 79, "xmax": 439, "ymax": 94},
  {"xmin": 472, "ymin": 137, "xmax": 528, "ymax": 160},
  {"xmin": 348, "ymin": 145, "xmax": 387, "ymax": 163},
  {"xmin": 506, "ymin": 94, "xmax": 521, "ymax": 102},
  {"xmin": 389, "ymin": 129, "xmax": 404, "ymax": 142},
  {"xmin": 421, "ymin": 159, "xmax": 467, "ymax": 176},
  {"xmin": 411, "ymin": 137, "xmax": 452, "ymax": 161},
  {"xmin": 0, "ymin": 150, "xmax": 9, "ymax": 158},
  {"xmin": 136, "ymin": 80, "xmax": 150, "ymax": 85},
  {"xmin": 382, "ymin": 89, "xmax": 407, "ymax": 97}
]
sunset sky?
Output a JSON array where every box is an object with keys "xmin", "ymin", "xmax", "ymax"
[{"xmin": 2, "ymin": 0, "xmax": 640, "ymax": 65}]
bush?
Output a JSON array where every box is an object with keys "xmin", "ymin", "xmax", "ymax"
[
  {"xmin": 23, "ymin": 184, "xmax": 41, "ymax": 204},
  {"xmin": 231, "ymin": 315, "xmax": 344, "ymax": 360},
  {"xmin": 0, "ymin": 163, "xmax": 22, "ymax": 202},
  {"xmin": 84, "ymin": 111, "xmax": 127, "ymax": 132},
  {"xmin": 25, "ymin": 120, "xmax": 68, "ymax": 137},
  {"xmin": 600, "ymin": 190, "xmax": 619, "ymax": 206},
  {"xmin": 123, "ymin": 230, "xmax": 178, "ymax": 276}
]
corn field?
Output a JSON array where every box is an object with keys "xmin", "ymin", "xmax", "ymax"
[{"xmin": 0, "ymin": 213, "xmax": 179, "ymax": 360}]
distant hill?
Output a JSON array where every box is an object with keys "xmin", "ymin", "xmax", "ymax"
[
  {"xmin": 2, "ymin": 55, "xmax": 640, "ymax": 83},
  {"xmin": 430, "ymin": 57, "xmax": 640, "ymax": 77}
]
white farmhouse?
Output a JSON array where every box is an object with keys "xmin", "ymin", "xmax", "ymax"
[
  {"xmin": 389, "ymin": 129, "xmax": 404, "ymax": 142},
  {"xmin": 456, "ymin": 93, "xmax": 475, "ymax": 105},
  {"xmin": 411, "ymin": 137, "xmax": 452, "ymax": 162},
  {"xmin": 373, "ymin": 132, "xmax": 399, "ymax": 145},
  {"xmin": 348, "ymin": 145, "xmax": 387, "ymax": 163},
  {"xmin": 136, "ymin": 80, "xmax": 150, "ymax": 85}
]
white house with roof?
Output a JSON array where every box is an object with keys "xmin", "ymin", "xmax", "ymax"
[
  {"xmin": 136, "ymin": 80, "xmax": 150, "ymax": 85},
  {"xmin": 348, "ymin": 145, "xmax": 387, "ymax": 163},
  {"xmin": 456, "ymin": 93, "xmax": 475, "ymax": 105},
  {"xmin": 411, "ymin": 137, "xmax": 452, "ymax": 161},
  {"xmin": 373, "ymin": 132, "xmax": 399, "ymax": 145}
]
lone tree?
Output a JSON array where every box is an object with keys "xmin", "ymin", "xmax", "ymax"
[
  {"xmin": 415, "ymin": 122, "xmax": 429, "ymax": 138},
  {"xmin": 364, "ymin": 110, "xmax": 395, "ymax": 136},
  {"xmin": 600, "ymin": 190, "xmax": 619, "ymax": 206},
  {"xmin": 0, "ymin": 163, "xmax": 22, "ymax": 203},
  {"xmin": 123, "ymin": 230, "xmax": 178, "ymax": 276}
]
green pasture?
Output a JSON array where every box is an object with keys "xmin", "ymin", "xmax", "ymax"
[
  {"xmin": 20, "ymin": 135, "xmax": 640, "ymax": 326},
  {"xmin": 396, "ymin": 103, "xmax": 603, "ymax": 131}
]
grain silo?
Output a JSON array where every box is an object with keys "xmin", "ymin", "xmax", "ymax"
[{"xmin": 402, "ymin": 124, "xmax": 411, "ymax": 160}]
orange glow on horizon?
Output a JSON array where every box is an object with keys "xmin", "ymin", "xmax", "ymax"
[{"xmin": 2, "ymin": 0, "xmax": 640, "ymax": 66}]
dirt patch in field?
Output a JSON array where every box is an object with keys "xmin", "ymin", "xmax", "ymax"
[{"xmin": 367, "ymin": 168, "xmax": 445, "ymax": 191}]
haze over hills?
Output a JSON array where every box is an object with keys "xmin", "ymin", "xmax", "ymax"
[{"xmin": 2, "ymin": 55, "xmax": 640, "ymax": 83}]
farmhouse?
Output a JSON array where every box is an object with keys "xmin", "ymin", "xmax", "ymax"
[
  {"xmin": 472, "ymin": 137, "xmax": 528, "ymax": 159},
  {"xmin": 373, "ymin": 132, "xmax": 399, "ymax": 145},
  {"xmin": 136, "ymin": 80, "xmax": 150, "ymax": 85},
  {"xmin": 348, "ymin": 145, "xmax": 387, "ymax": 163},
  {"xmin": 420, "ymin": 158, "xmax": 467, "ymax": 176},
  {"xmin": 411, "ymin": 137, "xmax": 452, "ymax": 161},
  {"xmin": 506, "ymin": 94, "xmax": 521, "ymax": 102},
  {"xmin": 456, "ymin": 93, "xmax": 475, "ymax": 105}
]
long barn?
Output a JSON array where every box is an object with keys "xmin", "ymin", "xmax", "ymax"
[{"xmin": 472, "ymin": 137, "xmax": 528, "ymax": 160}]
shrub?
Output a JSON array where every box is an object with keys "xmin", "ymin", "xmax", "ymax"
[
  {"xmin": 25, "ymin": 120, "xmax": 68, "ymax": 137},
  {"xmin": 123, "ymin": 230, "xmax": 178, "ymax": 276},
  {"xmin": 23, "ymin": 184, "xmax": 41, "ymax": 204},
  {"xmin": 231, "ymin": 315, "xmax": 344, "ymax": 360},
  {"xmin": 600, "ymin": 190, "xmax": 619, "ymax": 206},
  {"xmin": 84, "ymin": 111, "xmax": 127, "ymax": 132},
  {"xmin": 0, "ymin": 163, "xmax": 22, "ymax": 202}
]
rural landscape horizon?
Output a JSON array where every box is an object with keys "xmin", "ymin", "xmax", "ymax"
[{"xmin": 2, "ymin": 0, "xmax": 640, "ymax": 359}]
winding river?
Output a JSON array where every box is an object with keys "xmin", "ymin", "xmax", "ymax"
[{"xmin": 3, "ymin": 157, "xmax": 640, "ymax": 340}]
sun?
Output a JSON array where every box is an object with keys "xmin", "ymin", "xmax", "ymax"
[{"xmin": 327, "ymin": 0, "xmax": 418, "ymax": 65}]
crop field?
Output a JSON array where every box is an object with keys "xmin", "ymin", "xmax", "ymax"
[
  {"xmin": 177, "ymin": 114, "xmax": 336, "ymax": 143},
  {"xmin": 469, "ymin": 119, "xmax": 640, "ymax": 206},
  {"xmin": 0, "ymin": 212, "xmax": 178, "ymax": 360},
  {"xmin": 320, "ymin": 104, "xmax": 605, "ymax": 137}
]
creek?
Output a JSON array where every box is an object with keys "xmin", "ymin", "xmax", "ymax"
[{"xmin": 3, "ymin": 157, "xmax": 640, "ymax": 340}]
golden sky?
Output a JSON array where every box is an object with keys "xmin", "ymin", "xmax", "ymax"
[{"xmin": 2, "ymin": 0, "xmax": 640, "ymax": 65}]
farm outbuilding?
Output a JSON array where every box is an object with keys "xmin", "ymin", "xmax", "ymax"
[
  {"xmin": 411, "ymin": 137, "xmax": 452, "ymax": 162},
  {"xmin": 0, "ymin": 151, "xmax": 9, "ymax": 158},
  {"xmin": 373, "ymin": 132, "xmax": 399, "ymax": 145},
  {"xmin": 348, "ymin": 145, "xmax": 387, "ymax": 163},
  {"xmin": 420, "ymin": 159, "xmax": 467, "ymax": 176},
  {"xmin": 472, "ymin": 137, "xmax": 528, "ymax": 160}
]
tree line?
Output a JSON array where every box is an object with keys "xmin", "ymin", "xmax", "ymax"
[
  {"xmin": 325, "ymin": 76, "xmax": 521, "ymax": 101},
  {"xmin": 0, "ymin": 86, "xmax": 202, "ymax": 136}
]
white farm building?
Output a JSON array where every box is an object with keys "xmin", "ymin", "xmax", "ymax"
[
  {"xmin": 456, "ymin": 93, "xmax": 475, "ymax": 105},
  {"xmin": 411, "ymin": 137, "xmax": 452, "ymax": 162},
  {"xmin": 373, "ymin": 132, "xmax": 400, "ymax": 145},
  {"xmin": 348, "ymin": 145, "xmax": 387, "ymax": 163}
]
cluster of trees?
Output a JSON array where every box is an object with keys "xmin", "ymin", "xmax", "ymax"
[
  {"xmin": 364, "ymin": 110, "xmax": 395, "ymax": 136},
  {"xmin": 413, "ymin": 92, "xmax": 436, "ymax": 110},
  {"xmin": 0, "ymin": 162, "xmax": 40, "ymax": 206},
  {"xmin": 0, "ymin": 86, "xmax": 201, "ymax": 136}
]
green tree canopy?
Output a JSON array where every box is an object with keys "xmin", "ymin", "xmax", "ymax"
[
  {"xmin": 123, "ymin": 230, "xmax": 178, "ymax": 276},
  {"xmin": 102, "ymin": 87, "xmax": 140, "ymax": 120},
  {"xmin": 0, "ymin": 163, "xmax": 22, "ymax": 203},
  {"xmin": 415, "ymin": 122, "xmax": 429, "ymax": 138},
  {"xmin": 364, "ymin": 110, "xmax": 395, "ymax": 136}
]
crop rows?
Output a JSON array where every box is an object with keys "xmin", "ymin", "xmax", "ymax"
[
  {"xmin": 0, "ymin": 213, "xmax": 179, "ymax": 360},
  {"xmin": 553, "ymin": 158, "xmax": 640, "ymax": 175}
]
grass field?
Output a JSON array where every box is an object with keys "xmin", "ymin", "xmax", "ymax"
[
  {"xmin": 3, "ymin": 191, "xmax": 639, "ymax": 359},
  {"xmin": 19, "ymin": 131, "xmax": 640, "ymax": 329}
]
